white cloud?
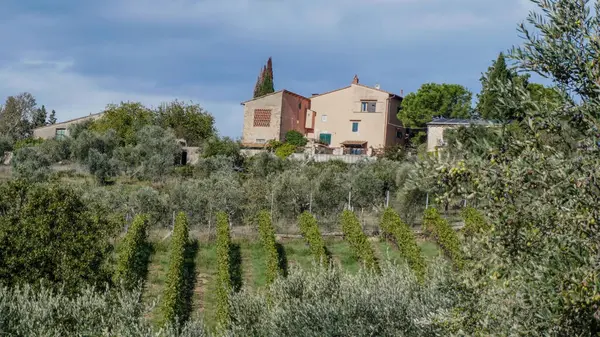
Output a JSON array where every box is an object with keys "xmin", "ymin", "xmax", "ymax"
[{"xmin": 0, "ymin": 58, "xmax": 243, "ymax": 137}]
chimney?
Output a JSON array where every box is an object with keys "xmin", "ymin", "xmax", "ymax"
[
  {"xmin": 312, "ymin": 93, "xmax": 319, "ymax": 97},
  {"xmin": 400, "ymin": 89, "xmax": 404, "ymax": 96},
  {"xmin": 352, "ymin": 74, "xmax": 359, "ymax": 84}
]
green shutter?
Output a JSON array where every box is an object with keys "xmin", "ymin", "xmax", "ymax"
[{"xmin": 319, "ymin": 133, "xmax": 331, "ymax": 145}]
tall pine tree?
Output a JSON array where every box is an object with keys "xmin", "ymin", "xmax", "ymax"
[
  {"xmin": 252, "ymin": 57, "xmax": 275, "ymax": 98},
  {"xmin": 33, "ymin": 105, "xmax": 48, "ymax": 128},
  {"xmin": 49, "ymin": 110, "xmax": 57, "ymax": 124}
]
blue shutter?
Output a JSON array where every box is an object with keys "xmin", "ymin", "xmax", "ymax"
[{"xmin": 352, "ymin": 122, "xmax": 359, "ymax": 132}]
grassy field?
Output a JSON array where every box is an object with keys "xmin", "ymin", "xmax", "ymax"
[{"xmin": 139, "ymin": 235, "xmax": 440, "ymax": 328}]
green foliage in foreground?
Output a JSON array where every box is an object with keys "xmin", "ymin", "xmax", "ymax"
[
  {"xmin": 423, "ymin": 208, "xmax": 463, "ymax": 270},
  {"xmin": 461, "ymin": 207, "xmax": 490, "ymax": 237},
  {"xmin": 228, "ymin": 262, "xmax": 454, "ymax": 336},
  {"xmin": 215, "ymin": 212, "xmax": 232, "ymax": 329},
  {"xmin": 160, "ymin": 212, "xmax": 189, "ymax": 325},
  {"xmin": 0, "ymin": 180, "xmax": 116, "ymax": 294},
  {"xmin": 340, "ymin": 210, "xmax": 379, "ymax": 273},
  {"xmin": 0, "ymin": 285, "xmax": 206, "ymax": 337},
  {"xmin": 256, "ymin": 210, "xmax": 283, "ymax": 284},
  {"xmin": 298, "ymin": 211, "xmax": 329, "ymax": 267},
  {"xmin": 114, "ymin": 214, "xmax": 149, "ymax": 290},
  {"xmin": 380, "ymin": 208, "xmax": 426, "ymax": 282}
]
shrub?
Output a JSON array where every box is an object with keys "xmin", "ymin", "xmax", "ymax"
[
  {"xmin": 340, "ymin": 210, "xmax": 379, "ymax": 273},
  {"xmin": 13, "ymin": 137, "xmax": 44, "ymax": 150},
  {"xmin": 215, "ymin": 211, "xmax": 232, "ymax": 328},
  {"xmin": 298, "ymin": 211, "xmax": 328, "ymax": 266},
  {"xmin": 274, "ymin": 143, "xmax": 296, "ymax": 159},
  {"xmin": 257, "ymin": 210, "xmax": 283, "ymax": 284},
  {"xmin": 380, "ymin": 208, "xmax": 426, "ymax": 282},
  {"xmin": 161, "ymin": 211, "xmax": 190, "ymax": 325},
  {"xmin": 284, "ymin": 130, "xmax": 308, "ymax": 147},
  {"xmin": 0, "ymin": 180, "xmax": 117, "ymax": 294},
  {"xmin": 113, "ymin": 214, "xmax": 149, "ymax": 290},
  {"xmin": 461, "ymin": 207, "xmax": 490, "ymax": 237},
  {"xmin": 422, "ymin": 208, "xmax": 463, "ymax": 269}
]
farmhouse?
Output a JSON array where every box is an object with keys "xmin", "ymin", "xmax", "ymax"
[
  {"xmin": 241, "ymin": 75, "xmax": 406, "ymax": 155},
  {"xmin": 32, "ymin": 112, "xmax": 105, "ymax": 140}
]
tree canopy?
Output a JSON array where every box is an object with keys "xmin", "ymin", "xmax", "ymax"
[{"xmin": 398, "ymin": 83, "xmax": 473, "ymax": 129}]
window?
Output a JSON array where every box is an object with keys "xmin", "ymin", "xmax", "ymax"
[
  {"xmin": 361, "ymin": 101, "xmax": 376, "ymax": 112},
  {"xmin": 55, "ymin": 128, "xmax": 66, "ymax": 140},
  {"xmin": 253, "ymin": 109, "xmax": 271, "ymax": 127},
  {"xmin": 352, "ymin": 122, "xmax": 359, "ymax": 132},
  {"xmin": 321, "ymin": 114, "xmax": 328, "ymax": 122},
  {"xmin": 319, "ymin": 133, "xmax": 332, "ymax": 145},
  {"xmin": 256, "ymin": 139, "xmax": 266, "ymax": 144},
  {"xmin": 396, "ymin": 129, "xmax": 403, "ymax": 138},
  {"xmin": 298, "ymin": 102, "xmax": 302, "ymax": 110}
]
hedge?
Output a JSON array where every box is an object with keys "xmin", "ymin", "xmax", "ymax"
[
  {"xmin": 257, "ymin": 210, "xmax": 283, "ymax": 284},
  {"xmin": 113, "ymin": 214, "xmax": 149, "ymax": 290},
  {"xmin": 215, "ymin": 211, "xmax": 232, "ymax": 328},
  {"xmin": 160, "ymin": 211, "xmax": 190, "ymax": 325},
  {"xmin": 461, "ymin": 207, "xmax": 490, "ymax": 237},
  {"xmin": 380, "ymin": 208, "xmax": 426, "ymax": 282},
  {"xmin": 422, "ymin": 208, "xmax": 463, "ymax": 269},
  {"xmin": 298, "ymin": 211, "xmax": 329, "ymax": 267},
  {"xmin": 340, "ymin": 210, "xmax": 379, "ymax": 273}
]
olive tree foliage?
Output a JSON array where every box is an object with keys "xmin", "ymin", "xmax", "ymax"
[
  {"xmin": 404, "ymin": 1, "xmax": 600, "ymax": 334},
  {"xmin": 71, "ymin": 129, "xmax": 119, "ymax": 184},
  {"xmin": 0, "ymin": 285, "xmax": 207, "ymax": 337},
  {"xmin": 113, "ymin": 125, "xmax": 181, "ymax": 180},
  {"xmin": 11, "ymin": 146, "xmax": 51, "ymax": 181},
  {"xmin": 226, "ymin": 262, "xmax": 457, "ymax": 337}
]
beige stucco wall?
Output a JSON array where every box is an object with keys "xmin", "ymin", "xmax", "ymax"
[
  {"xmin": 310, "ymin": 84, "xmax": 390, "ymax": 148},
  {"xmin": 32, "ymin": 113, "xmax": 104, "ymax": 140},
  {"xmin": 241, "ymin": 92, "xmax": 283, "ymax": 144},
  {"xmin": 427, "ymin": 124, "xmax": 453, "ymax": 152}
]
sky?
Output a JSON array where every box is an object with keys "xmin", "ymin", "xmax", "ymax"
[{"xmin": 0, "ymin": 0, "xmax": 541, "ymax": 138}]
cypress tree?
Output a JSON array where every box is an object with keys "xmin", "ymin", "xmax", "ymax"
[
  {"xmin": 477, "ymin": 53, "xmax": 513, "ymax": 120},
  {"xmin": 252, "ymin": 58, "xmax": 275, "ymax": 98}
]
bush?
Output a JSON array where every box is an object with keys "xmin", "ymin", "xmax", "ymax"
[
  {"xmin": 161, "ymin": 211, "xmax": 190, "ymax": 325},
  {"xmin": 257, "ymin": 210, "xmax": 283, "ymax": 284},
  {"xmin": 422, "ymin": 208, "xmax": 463, "ymax": 269},
  {"xmin": 461, "ymin": 207, "xmax": 490, "ymax": 237},
  {"xmin": 215, "ymin": 211, "xmax": 232, "ymax": 328},
  {"xmin": 340, "ymin": 210, "xmax": 379, "ymax": 273},
  {"xmin": 113, "ymin": 214, "xmax": 149, "ymax": 290},
  {"xmin": 380, "ymin": 208, "xmax": 426, "ymax": 282},
  {"xmin": 298, "ymin": 211, "xmax": 328, "ymax": 266},
  {"xmin": 284, "ymin": 130, "xmax": 308, "ymax": 147},
  {"xmin": 0, "ymin": 180, "xmax": 117, "ymax": 294},
  {"xmin": 274, "ymin": 143, "xmax": 296, "ymax": 159},
  {"xmin": 13, "ymin": 137, "xmax": 44, "ymax": 150}
]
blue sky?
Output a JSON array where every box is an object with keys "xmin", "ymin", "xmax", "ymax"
[{"xmin": 0, "ymin": 0, "xmax": 539, "ymax": 138}]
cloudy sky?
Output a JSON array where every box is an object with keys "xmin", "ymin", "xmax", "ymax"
[{"xmin": 0, "ymin": 0, "xmax": 539, "ymax": 137}]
